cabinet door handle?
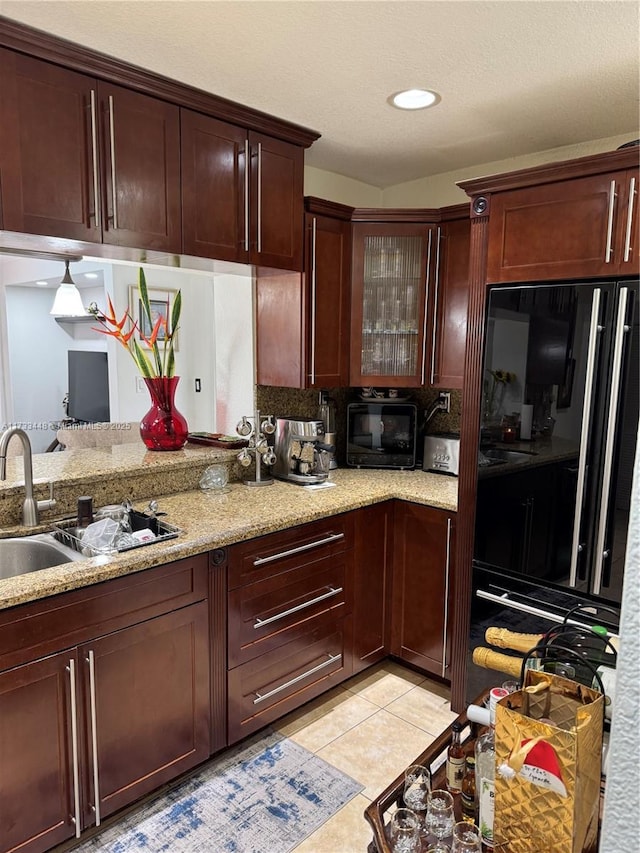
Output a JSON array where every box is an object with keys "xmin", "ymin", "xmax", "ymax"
[
  {"xmin": 252, "ymin": 532, "xmax": 344, "ymax": 565},
  {"xmin": 107, "ymin": 95, "xmax": 118, "ymax": 230},
  {"xmin": 256, "ymin": 141, "xmax": 263, "ymax": 253},
  {"xmin": 569, "ymin": 288, "xmax": 602, "ymax": 588},
  {"xmin": 593, "ymin": 287, "xmax": 629, "ymax": 595},
  {"xmin": 420, "ymin": 229, "xmax": 433, "ymax": 384},
  {"xmin": 441, "ymin": 517, "xmax": 452, "ymax": 678},
  {"xmin": 254, "ymin": 585, "xmax": 343, "ymax": 629},
  {"xmin": 243, "ymin": 139, "xmax": 250, "ymax": 252},
  {"xmin": 66, "ymin": 658, "xmax": 82, "ymax": 838},
  {"xmin": 309, "ymin": 216, "xmax": 318, "ymax": 385},
  {"xmin": 605, "ymin": 179, "xmax": 616, "ymax": 262},
  {"xmin": 86, "ymin": 649, "xmax": 101, "ymax": 826},
  {"xmin": 253, "ymin": 653, "xmax": 342, "ymax": 705},
  {"xmin": 624, "ymin": 176, "xmax": 636, "ymax": 263},
  {"xmin": 89, "ymin": 89, "xmax": 100, "ymax": 229},
  {"xmin": 430, "ymin": 227, "xmax": 442, "ymax": 385}
]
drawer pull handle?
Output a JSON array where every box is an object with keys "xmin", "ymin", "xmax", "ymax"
[
  {"xmin": 253, "ymin": 532, "xmax": 345, "ymax": 566},
  {"xmin": 254, "ymin": 586, "xmax": 343, "ymax": 629},
  {"xmin": 253, "ymin": 653, "xmax": 342, "ymax": 705}
]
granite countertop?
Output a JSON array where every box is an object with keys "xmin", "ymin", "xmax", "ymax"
[{"xmin": 0, "ymin": 468, "xmax": 457, "ymax": 611}]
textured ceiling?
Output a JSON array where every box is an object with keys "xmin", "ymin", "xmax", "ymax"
[{"xmin": 2, "ymin": 0, "xmax": 639, "ymax": 188}]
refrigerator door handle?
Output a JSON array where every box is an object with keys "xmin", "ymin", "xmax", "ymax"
[
  {"xmin": 592, "ymin": 286, "xmax": 629, "ymax": 595},
  {"xmin": 569, "ymin": 288, "xmax": 602, "ymax": 587}
]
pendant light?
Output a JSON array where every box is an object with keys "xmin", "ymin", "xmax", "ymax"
[{"xmin": 50, "ymin": 259, "xmax": 86, "ymax": 316}]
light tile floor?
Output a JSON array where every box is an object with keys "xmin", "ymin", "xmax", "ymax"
[{"xmin": 275, "ymin": 660, "xmax": 457, "ymax": 852}]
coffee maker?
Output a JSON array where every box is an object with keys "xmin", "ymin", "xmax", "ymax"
[{"xmin": 272, "ymin": 417, "xmax": 335, "ymax": 485}]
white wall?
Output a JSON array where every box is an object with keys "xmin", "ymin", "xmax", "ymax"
[
  {"xmin": 305, "ymin": 133, "xmax": 638, "ymax": 209},
  {"xmin": 600, "ymin": 423, "xmax": 640, "ymax": 851}
]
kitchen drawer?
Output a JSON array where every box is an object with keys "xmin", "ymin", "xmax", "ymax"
[
  {"xmin": 0, "ymin": 554, "xmax": 209, "ymax": 672},
  {"xmin": 228, "ymin": 513, "xmax": 353, "ymax": 590},
  {"xmin": 228, "ymin": 552, "xmax": 352, "ymax": 667},
  {"xmin": 228, "ymin": 613, "xmax": 353, "ymax": 743}
]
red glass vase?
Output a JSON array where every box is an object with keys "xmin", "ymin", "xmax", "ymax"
[{"xmin": 140, "ymin": 376, "xmax": 188, "ymax": 451}]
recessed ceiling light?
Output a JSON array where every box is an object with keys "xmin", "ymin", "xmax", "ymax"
[
  {"xmin": 389, "ymin": 89, "xmax": 440, "ymax": 110},
  {"xmin": 84, "ymin": 272, "xmax": 98, "ymax": 279},
  {"xmin": 36, "ymin": 280, "xmax": 48, "ymax": 287}
]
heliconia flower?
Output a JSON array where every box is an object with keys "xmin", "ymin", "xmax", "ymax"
[{"xmin": 92, "ymin": 268, "xmax": 180, "ymax": 379}]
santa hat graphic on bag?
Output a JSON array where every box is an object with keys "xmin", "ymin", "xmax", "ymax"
[{"xmin": 498, "ymin": 736, "xmax": 567, "ymax": 797}]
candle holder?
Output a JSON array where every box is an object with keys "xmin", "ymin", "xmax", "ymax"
[{"xmin": 236, "ymin": 410, "xmax": 277, "ymax": 486}]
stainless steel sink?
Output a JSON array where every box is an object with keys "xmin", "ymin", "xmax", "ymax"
[
  {"xmin": 482, "ymin": 448, "xmax": 538, "ymax": 466},
  {"xmin": 0, "ymin": 533, "xmax": 84, "ymax": 580}
]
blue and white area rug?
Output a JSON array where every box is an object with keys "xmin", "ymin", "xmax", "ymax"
[{"xmin": 74, "ymin": 729, "xmax": 363, "ymax": 852}]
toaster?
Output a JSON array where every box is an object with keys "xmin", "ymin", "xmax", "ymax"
[{"xmin": 422, "ymin": 433, "xmax": 460, "ymax": 476}]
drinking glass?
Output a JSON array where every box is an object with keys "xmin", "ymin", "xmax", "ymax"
[
  {"xmin": 426, "ymin": 789, "xmax": 455, "ymax": 852},
  {"xmin": 403, "ymin": 764, "xmax": 431, "ymax": 835},
  {"xmin": 389, "ymin": 807, "xmax": 421, "ymax": 853},
  {"xmin": 451, "ymin": 820, "xmax": 482, "ymax": 852}
]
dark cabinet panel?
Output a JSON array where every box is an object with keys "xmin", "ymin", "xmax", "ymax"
[
  {"xmin": 0, "ymin": 50, "xmax": 182, "ymax": 252},
  {"xmin": 352, "ymin": 502, "xmax": 392, "ymax": 673},
  {"xmin": 79, "ymin": 603, "xmax": 210, "ymax": 824},
  {"xmin": 250, "ymin": 132, "xmax": 304, "ymax": 271},
  {"xmin": 0, "ymin": 48, "xmax": 100, "ymax": 242},
  {"xmin": 99, "ymin": 82, "xmax": 181, "ymax": 252},
  {"xmin": 0, "ymin": 651, "xmax": 76, "ymax": 853},
  {"xmin": 391, "ymin": 503, "xmax": 455, "ymax": 678},
  {"xmin": 486, "ymin": 169, "xmax": 639, "ymax": 282},
  {"xmin": 181, "ymin": 109, "xmax": 247, "ymax": 262},
  {"xmin": 430, "ymin": 217, "xmax": 470, "ymax": 388}
]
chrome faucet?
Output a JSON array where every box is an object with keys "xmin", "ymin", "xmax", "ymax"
[{"xmin": 0, "ymin": 428, "xmax": 56, "ymax": 527}]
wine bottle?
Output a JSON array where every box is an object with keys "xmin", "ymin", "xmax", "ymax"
[
  {"xmin": 472, "ymin": 646, "xmax": 523, "ymax": 678},
  {"xmin": 446, "ymin": 720, "xmax": 465, "ymax": 794},
  {"xmin": 484, "ymin": 627, "xmax": 544, "ymax": 653},
  {"xmin": 475, "ymin": 687, "xmax": 508, "ymax": 849},
  {"xmin": 461, "ymin": 755, "xmax": 477, "ymax": 824}
]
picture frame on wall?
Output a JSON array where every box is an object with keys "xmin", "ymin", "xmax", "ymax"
[{"xmin": 128, "ymin": 285, "xmax": 179, "ymax": 351}]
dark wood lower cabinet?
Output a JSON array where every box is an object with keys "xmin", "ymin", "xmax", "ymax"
[
  {"xmin": 0, "ymin": 557, "xmax": 211, "ymax": 853},
  {"xmin": 353, "ymin": 502, "xmax": 392, "ymax": 674},
  {"xmin": 79, "ymin": 602, "xmax": 210, "ymax": 825},
  {"xmin": 0, "ymin": 651, "xmax": 76, "ymax": 853},
  {"xmin": 391, "ymin": 503, "xmax": 456, "ymax": 679}
]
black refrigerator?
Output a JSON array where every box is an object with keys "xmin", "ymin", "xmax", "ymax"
[{"xmin": 467, "ymin": 279, "xmax": 638, "ymax": 702}]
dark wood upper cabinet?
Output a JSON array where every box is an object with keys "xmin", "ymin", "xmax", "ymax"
[
  {"xmin": 255, "ymin": 197, "xmax": 352, "ymax": 388},
  {"xmin": 304, "ymin": 199, "xmax": 352, "ymax": 387},
  {"xmin": 181, "ymin": 115, "xmax": 304, "ymax": 271},
  {"xmin": 460, "ymin": 151, "xmax": 640, "ymax": 283},
  {"xmin": 250, "ymin": 132, "xmax": 304, "ymax": 271},
  {"xmin": 0, "ymin": 48, "xmax": 102, "ymax": 243},
  {"xmin": 430, "ymin": 213, "xmax": 471, "ymax": 389},
  {"xmin": 0, "ymin": 50, "xmax": 181, "ymax": 253},
  {"xmin": 99, "ymin": 81, "xmax": 181, "ymax": 252},
  {"xmin": 0, "ymin": 19, "xmax": 318, "ymax": 264},
  {"xmin": 181, "ymin": 109, "xmax": 247, "ymax": 262}
]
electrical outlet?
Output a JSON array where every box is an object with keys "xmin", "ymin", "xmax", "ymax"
[
  {"xmin": 135, "ymin": 376, "xmax": 145, "ymax": 394},
  {"xmin": 439, "ymin": 391, "xmax": 451, "ymax": 413}
]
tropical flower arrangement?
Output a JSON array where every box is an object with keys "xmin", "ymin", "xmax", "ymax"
[
  {"xmin": 484, "ymin": 367, "xmax": 516, "ymax": 421},
  {"xmin": 91, "ymin": 267, "xmax": 181, "ymax": 379}
]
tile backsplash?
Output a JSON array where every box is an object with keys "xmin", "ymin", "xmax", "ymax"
[{"xmin": 256, "ymin": 386, "xmax": 461, "ymax": 466}]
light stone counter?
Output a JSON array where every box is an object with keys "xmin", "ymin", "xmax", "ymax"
[{"xmin": 0, "ymin": 468, "xmax": 457, "ymax": 611}]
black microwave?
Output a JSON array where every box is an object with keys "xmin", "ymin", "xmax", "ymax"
[{"xmin": 346, "ymin": 402, "xmax": 418, "ymax": 469}]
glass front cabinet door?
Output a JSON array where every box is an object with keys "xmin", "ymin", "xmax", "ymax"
[{"xmin": 350, "ymin": 221, "xmax": 437, "ymax": 387}]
